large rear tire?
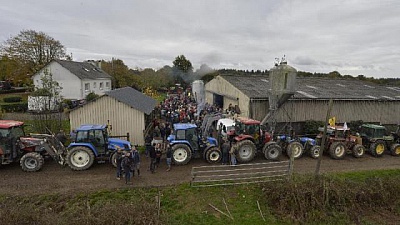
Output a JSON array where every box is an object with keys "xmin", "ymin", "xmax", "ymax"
[
  {"xmin": 111, "ymin": 152, "xmax": 118, "ymax": 168},
  {"xmin": 390, "ymin": 143, "xmax": 400, "ymax": 156},
  {"xmin": 172, "ymin": 144, "xmax": 192, "ymax": 165},
  {"xmin": 263, "ymin": 142, "xmax": 282, "ymax": 161},
  {"xmin": 66, "ymin": 146, "xmax": 95, "ymax": 171},
  {"xmin": 205, "ymin": 147, "xmax": 222, "ymax": 163},
  {"xmin": 352, "ymin": 144, "xmax": 365, "ymax": 158},
  {"xmin": 20, "ymin": 152, "xmax": 44, "ymax": 172},
  {"xmin": 309, "ymin": 145, "xmax": 321, "ymax": 159},
  {"xmin": 233, "ymin": 140, "xmax": 256, "ymax": 163},
  {"xmin": 329, "ymin": 142, "xmax": 346, "ymax": 159},
  {"xmin": 370, "ymin": 140, "xmax": 385, "ymax": 157},
  {"xmin": 287, "ymin": 141, "xmax": 304, "ymax": 159}
]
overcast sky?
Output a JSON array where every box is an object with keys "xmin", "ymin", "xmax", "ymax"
[{"xmin": 1, "ymin": 0, "xmax": 399, "ymax": 78}]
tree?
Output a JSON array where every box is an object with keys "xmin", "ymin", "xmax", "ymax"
[
  {"xmin": 173, "ymin": 55, "xmax": 193, "ymax": 73},
  {"xmin": 101, "ymin": 58, "xmax": 131, "ymax": 88},
  {"xmin": 1, "ymin": 30, "xmax": 67, "ymax": 74},
  {"xmin": 30, "ymin": 69, "xmax": 64, "ymax": 133}
]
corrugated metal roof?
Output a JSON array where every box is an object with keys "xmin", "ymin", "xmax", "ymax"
[
  {"xmin": 55, "ymin": 59, "xmax": 112, "ymax": 80},
  {"xmin": 220, "ymin": 75, "xmax": 400, "ymax": 100},
  {"xmin": 105, "ymin": 87, "xmax": 157, "ymax": 115}
]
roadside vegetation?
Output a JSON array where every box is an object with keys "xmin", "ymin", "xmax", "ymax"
[{"xmin": 1, "ymin": 170, "xmax": 400, "ymax": 225}]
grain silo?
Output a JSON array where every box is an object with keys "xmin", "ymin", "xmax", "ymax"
[{"xmin": 192, "ymin": 80, "xmax": 205, "ymax": 111}]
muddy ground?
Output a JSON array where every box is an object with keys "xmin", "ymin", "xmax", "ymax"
[{"xmin": 1, "ymin": 153, "xmax": 399, "ymax": 196}]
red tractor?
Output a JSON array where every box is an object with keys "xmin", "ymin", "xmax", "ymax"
[
  {"xmin": 227, "ymin": 117, "xmax": 282, "ymax": 163},
  {"xmin": 0, "ymin": 120, "xmax": 65, "ymax": 172}
]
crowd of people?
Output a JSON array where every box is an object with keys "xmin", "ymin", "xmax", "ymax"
[{"xmin": 115, "ymin": 89, "xmax": 237, "ymax": 185}]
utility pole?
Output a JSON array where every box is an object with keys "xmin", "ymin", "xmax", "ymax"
[{"xmin": 315, "ymin": 99, "xmax": 334, "ymax": 177}]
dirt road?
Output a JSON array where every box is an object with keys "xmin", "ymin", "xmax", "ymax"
[{"xmin": 1, "ymin": 153, "xmax": 399, "ymax": 196}]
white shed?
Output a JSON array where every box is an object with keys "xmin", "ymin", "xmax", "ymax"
[{"xmin": 69, "ymin": 87, "xmax": 157, "ymax": 145}]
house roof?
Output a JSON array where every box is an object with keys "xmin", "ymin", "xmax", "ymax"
[
  {"xmin": 55, "ymin": 59, "xmax": 112, "ymax": 80},
  {"xmin": 220, "ymin": 75, "xmax": 400, "ymax": 100},
  {"xmin": 105, "ymin": 87, "xmax": 157, "ymax": 115}
]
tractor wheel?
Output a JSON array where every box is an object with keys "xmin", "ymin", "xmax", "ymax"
[
  {"xmin": 370, "ymin": 140, "xmax": 386, "ymax": 157},
  {"xmin": 20, "ymin": 152, "xmax": 44, "ymax": 172},
  {"xmin": 309, "ymin": 145, "xmax": 321, "ymax": 159},
  {"xmin": 66, "ymin": 146, "xmax": 95, "ymax": 171},
  {"xmin": 390, "ymin": 144, "xmax": 400, "ymax": 156},
  {"xmin": 205, "ymin": 147, "xmax": 222, "ymax": 163},
  {"xmin": 110, "ymin": 152, "xmax": 118, "ymax": 168},
  {"xmin": 172, "ymin": 144, "xmax": 192, "ymax": 165},
  {"xmin": 352, "ymin": 144, "xmax": 365, "ymax": 158},
  {"xmin": 262, "ymin": 142, "xmax": 282, "ymax": 161},
  {"xmin": 233, "ymin": 140, "xmax": 256, "ymax": 163},
  {"xmin": 329, "ymin": 142, "xmax": 346, "ymax": 159},
  {"xmin": 286, "ymin": 141, "xmax": 304, "ymax": 159}
]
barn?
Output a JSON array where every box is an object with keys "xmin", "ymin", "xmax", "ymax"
[
  {"xmin": 205, "ymin": 74, "xmax": 400, "ymax": 131},
  {"xmin": 69, "ymin": 87, "xmax": 157, "ymax": 145}
]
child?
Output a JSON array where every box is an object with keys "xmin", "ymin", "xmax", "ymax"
[{"xmin": 121, "ymin": 152, "xmax": 133, "ymax": 184}]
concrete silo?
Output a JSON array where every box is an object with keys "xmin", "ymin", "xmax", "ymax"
[{"xmin": 192, "ymin": 80, "xmax": 205, "ymax": 112}]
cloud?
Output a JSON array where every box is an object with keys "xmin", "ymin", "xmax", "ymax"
[{"xmin": 0, "ymin": 0, "xmax": 399, "ymax": 78}]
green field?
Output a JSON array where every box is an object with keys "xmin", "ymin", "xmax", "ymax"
[{"xmin": 1, "ymin": 170, "xmax": 400, "ymax": 225}]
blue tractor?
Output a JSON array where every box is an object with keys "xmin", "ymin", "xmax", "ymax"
[
  {"xmin": 66, "ymin": 124, "xmax": 131, "ymax": 171},
  {"xmin": 167, "ymin": 123, "xmax": 221, "ymax": 165},
  {"xmin": 277, "ymin": 135, "xmax": 320, "ymax": 159}
]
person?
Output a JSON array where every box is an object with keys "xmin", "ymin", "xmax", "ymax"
[
  {"xmin": 131, "ymin": 146, "xmax": 141, "ymax": 177},
  {"xmin": 149, "ymin": 143, "xmax": 156, "ymax": 173},
  {"xmin": 229, "ymin": 145, "xmax": 237, "ymax": 166},
  {"xmin": 221, "ymin": 138, "xmax": 230, "ymax": 165},
  {"xmin": 155, "ymin": 143, "xmax": 162, "ymax": 169},
  {"xmin": 56, "ymin": 129, "xmax": 67, "ymax": 145},
  {"xmin": 165, "ymin": 143, "xmax": 172, "ymax": 171},
  {"xmin": 121, "ymin": 152, "xmax": 133, "ymax": 184},
  {"xmin": 145, "ymin": 134, "xmax": 152, "ymax": 157},
  {"xmin": 115, "ymin": 147, "xmax": 123, "ymax": 180}
]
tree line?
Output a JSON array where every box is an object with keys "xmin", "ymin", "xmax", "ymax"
[{"xmin": 1, "ymin": 29, "xmax": 398, "ymax": 91}]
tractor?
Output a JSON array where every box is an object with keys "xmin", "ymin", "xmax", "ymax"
[
  {"xmin": 66, "ymin": 124, "xmax": 132, "ymax": 171},
  {"xmin": 0, "ymin": 120, "xmax": 65, "ymax": 172},
  {"xmin": 359, "ymin": 124, "xmax": 400, "ymax": 157},
  {"xmin": 298, "ymin": 137, "xmax": 321, "ymax": 159},
  {"xmin": 227, "ymin": 117, "xmax": 282, "ymax": 163},
  {"xmin": 316, "ymin": 125, "xmax": 365, "ymax": 160},
  {"xmin": 167, "ymin": 123, "xmax": 221, "ymax": 165}
]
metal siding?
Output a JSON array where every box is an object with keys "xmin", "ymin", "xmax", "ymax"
[
  {"xmin": 264, "ymin": 100, "xmax": 400, "ymax": 124},
  {"xmin": 69, "ymin": 96, "xmax": 146, "ymax": 145}
]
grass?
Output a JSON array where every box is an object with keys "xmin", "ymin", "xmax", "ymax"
[{"xmin": 2, "ymin": 169, "xmax": 400, "ymax": 224}]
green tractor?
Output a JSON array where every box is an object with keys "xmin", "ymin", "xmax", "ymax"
[{"xmin": 359, "ymin": 124, "xmax": 400, "ymax": 157}]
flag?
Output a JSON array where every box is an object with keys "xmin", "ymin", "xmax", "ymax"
[{"xmin": 328, "ymin": 117, "xmax": 336, "ymax": 127}]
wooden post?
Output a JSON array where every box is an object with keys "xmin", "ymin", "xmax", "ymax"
[
  {"xmin": 126, "ymin": 132, "xmax": 130, "ymax": 142},
  {"xmin": 315, "ymin": 99, "xmax": 334, "ymax": 176}
]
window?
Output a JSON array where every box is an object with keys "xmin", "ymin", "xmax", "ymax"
[
  {"xmin": 106, "ymin": 82, "xmax": 110, "ymax": 88},
  {"xmin": 85, "ymin": 83, "xmax": 90, "ymax": 92},
  {"xmin": 99, "ymin": 82, "xmax": 104, "ymax": 90},
  {"xmin": 93, "ymin": 82, "xmax": 96, "ymax": 88}
]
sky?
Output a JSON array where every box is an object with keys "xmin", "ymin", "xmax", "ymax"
[{"xmin": 0, "ymin": 0, "xmax": 399, "ymax": 78}]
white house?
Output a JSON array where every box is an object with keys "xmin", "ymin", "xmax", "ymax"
[{"xmin": 32, "ymin": 59, "xmax": 112, "ymax": 100}]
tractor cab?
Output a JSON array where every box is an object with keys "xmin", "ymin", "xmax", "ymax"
[
  {"xmin": 169, "ymin": 123, "xmax": 200, "ymax": 151},
  {"xmin": 0, "ymin": 120, "xmax": 25, "ymax": 163},
  {"xmin": 73, "ymin": 124, "xmax": 108, "ymax": 154}
]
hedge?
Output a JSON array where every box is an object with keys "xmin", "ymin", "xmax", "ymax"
[
  {"xmin": 3, "ymin": 96, "xmax": 22, "ymax": 103},
  {"xmin": 0, "ymin": 103, "xmax": 28, "ymax": 112}
]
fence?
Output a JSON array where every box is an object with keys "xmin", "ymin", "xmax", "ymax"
[
  {"xmin": 191, "ymin": 160, "xmax": 291, "ymax": 187},
  {"xmin": 110, "ymin": 133, "xmax": 130, "ymax": 142}
]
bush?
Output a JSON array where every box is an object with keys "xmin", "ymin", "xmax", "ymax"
[
  {"xmin": 303, "ymin": 120, "xmax": 324, "ymax": 135},
  {"xmin": 3, "ymin": 96, "xmax": 22, "ymax": 103},
  {"xmin": 1, "ymin": 103, "xmax": 28, "ymax": 112},
  {"xmin": 86, "ymin": 92, "xmax": 99, "ymax": 101}
]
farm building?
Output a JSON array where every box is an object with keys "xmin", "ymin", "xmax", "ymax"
[
  {"xmin": 32, "ymin": 59, "xmax": 112, "ymax": 100},
  {"xmin": 205, "ymin": 74, "xmax": 400, "ymax": 130},
  {"xmin": 69, "ymin": 87, "xmax": 157, "ymax": 145}
]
